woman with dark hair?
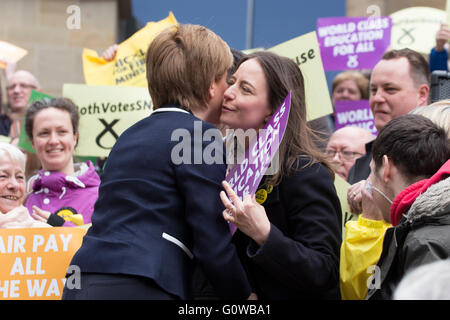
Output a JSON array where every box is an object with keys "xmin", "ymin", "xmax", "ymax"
[
  {"xmin": 220, "ymin": 51, "xmax": 342, "ymax": 299},
  {"xmin": 24, "ymin": 98, "xmax": 100, "ymax": 227}
]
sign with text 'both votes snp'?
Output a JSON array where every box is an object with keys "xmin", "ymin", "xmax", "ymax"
[
  {"xmin": 317, "ymin": 16, "xmax": 392, "ymax": 71},
  {"xmin": 63, "ymin": 84, "xmax": 153, "ymax": 158},
  {"xmin": 268, "ymin": 32, "xmax": 332, "ymax": 121},
  {"xmin": 0, "ymin": 227, "xmax": 86, "ymax": 300},
  {"xmin": 334, "ymin": 100, "xmax": 378, "ymax": 136},
  {"xmin": 390, "ymin": 7, "xmax": 445, "ymax": 55},
  {"xmin": 82, "ymin": 12, "xmax": 178, "ymax": 87},
  {"xmin": 225, "ymin": 93, "xmax": 291, "ymax": 234}
]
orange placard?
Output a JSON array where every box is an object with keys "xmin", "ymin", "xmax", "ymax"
[{"xmin": 0, "ymin": 227, "xmax": 86, "ymax": 300}]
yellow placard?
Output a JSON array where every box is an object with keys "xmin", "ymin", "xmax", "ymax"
[
  {"xmin": 82, "ymin": 12, "xmax": 178, "ymax": 87},
  {"xmin": 446, "ymin": 0, "xmax": 450, "ymax": 25},
  {"xmin": 242, "ymin": 47, "xmax": 265, "ymax": 55},
  {"xmin": 333, "ymin": 174, "xmax": 357, "ymax": 235},
  {"xmin": 63, "ymin": 83, "xmax": 153, "ymax": 158},
  {"xmin": 0, "ymin": 41, "xmax": 28, "ymax": 68},
  {"xmin": 0, "ymin": 227, "xmax": 86, "ymax": 300},
  {"xmin": 267, "ymin": 31, "xmax": 333, "ymax": 121},
  {"xmin": 390, "ymin": 7, "xmax": 446, "ymax": 54},
  {"xmin": 0, "ymin": 135, "xmax": 10, "ymax": 143}
]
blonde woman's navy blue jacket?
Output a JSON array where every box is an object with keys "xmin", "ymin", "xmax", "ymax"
[{"xmin": 68, "ymin": 105, "xmax": 251, "ymax": 299}]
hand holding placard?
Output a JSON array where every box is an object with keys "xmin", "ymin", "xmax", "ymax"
[
  {"xmin": 224, "ymin": 93, "xmax": 290, "ymax": 234},
  {"xmin": 221, "ymin": 181, "xmax": 270, "ymax": 245}
]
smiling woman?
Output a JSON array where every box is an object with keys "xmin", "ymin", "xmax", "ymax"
[
  {"xmin": 0, "ymin": 142, "xmax": 49, "ymax": 228},
  {"xmin": 23, "ymin": 98, "xmax": 100, "ymax": 228}
]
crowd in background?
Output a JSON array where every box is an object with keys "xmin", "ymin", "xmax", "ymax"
[{"xmin": 0, "ymin": 20, "xmax": 449, "ymax": 301}]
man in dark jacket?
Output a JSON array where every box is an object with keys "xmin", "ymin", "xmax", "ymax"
[{"xmin": 361, "ymin": 114, "xmax": 450, "ymax": 299}]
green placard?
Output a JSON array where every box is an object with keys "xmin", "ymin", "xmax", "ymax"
[{"xmin": 18, "ymin": 90, "xmax": 54, "ymax": 153}]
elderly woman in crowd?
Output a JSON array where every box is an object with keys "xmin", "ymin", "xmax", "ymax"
[{"xmin": 0, "ymin": 142, "xmax": 49, "ymax": 228}]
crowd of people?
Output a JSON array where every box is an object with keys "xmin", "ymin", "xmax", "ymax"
[{"xmin": 0, "ymin": 20, "xmax": 449, "ymax": 301}]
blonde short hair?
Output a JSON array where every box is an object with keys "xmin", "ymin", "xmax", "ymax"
[
  {"xmin": 410, "ymin": 100, "xmax": 450, "ymax": 139},
  {"xmin": 0, "ymin": 142, "xmax": 26, "ymax": 171},
  {"xmin": 146, "ymin": 24, "xmax": 232, "ymax": 112}
]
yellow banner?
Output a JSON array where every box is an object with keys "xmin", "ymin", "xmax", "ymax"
[
  {"xmin": 63, "ymin": 84, "xmax": 153, "ymax": 158},
  {"xmin": 267, "ymin": 31, "xmax": 333, "ymax": 121},
  {"xmin": 0, "ymin": 227, "xmax": 86, "ymax": 300},
  {"xmin": 0, "ymin": 41, "xmax": 28, "ymax": 68},
  {"xmin": 82, "ymin": 12, "xmax": 178, "ymax": 87}
]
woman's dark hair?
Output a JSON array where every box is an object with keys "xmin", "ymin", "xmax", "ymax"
[
  {"xmin": 372, "ymin": 114, "xmax": 450, "ymax": 182},
  {"xmin": 25, "ymin": 97, "xmax": 80, "ymax": 140},
  {"xmin": 237, "ymin": 51, "xmax": 334, "ymax": 186},
  {"xmin": 228, "ymin": 48, "xmax": 245, "ymax": 81}
]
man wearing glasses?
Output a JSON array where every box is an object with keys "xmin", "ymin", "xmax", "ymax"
[
  {"xmin": 326, "ymin": 126, "xmax": 375, "ymax": 181},
  {"xmin": 0, "ymin": 70, "xmax": 40, "ymax": 142}
]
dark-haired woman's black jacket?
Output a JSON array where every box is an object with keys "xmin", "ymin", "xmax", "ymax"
[{"xmin": 233, "ymin": 158, "xmax": 342, "ymax": 299}]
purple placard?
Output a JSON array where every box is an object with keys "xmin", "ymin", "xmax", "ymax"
[
  {"xmin": 317, "ymin": 16, "xmax": 391, "ymax": 71},
  {"xmin": 334, "ymin": 100, "xmax": 378, "ymax": 135},
  {"xmin": 225, "ymin": 93, "xmax": 291, "ymax": 233}
]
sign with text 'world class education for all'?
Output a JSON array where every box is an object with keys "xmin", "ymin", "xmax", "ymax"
[
  {"xmin": 82, "ymin": 12, "xmax": 178, "ymax": 87},
  {"xmin": 0, "ymin": 227, "xmax": 86, "ymax": 300},
  {"xmin": 317, "ymin": 16, "xmax": 392, "ymax": 71},
  {"xmin": 268, "ymin": 31, "xmax": 333, "ymax": 121},
  {"xmin": 334, "ymin": 100, "xmax": 378, "ymax": 136},
  {"xmin": 63, "ymin": 84, "xmax": 153, "ymax": 158}
]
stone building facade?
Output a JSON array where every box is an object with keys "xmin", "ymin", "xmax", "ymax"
[{"xmin": 0, "ymin": 0, "xmax": 446, "ymax": 102}]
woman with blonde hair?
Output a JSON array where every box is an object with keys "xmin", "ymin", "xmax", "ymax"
[
  {"xmin": 410, "ymin": 100, "xmax": 450, "ymax": 139},
  {"xmin": 0, "ymin": 142, "xmax": 49, "ymax": 228},
  {"xmin": 63, "ymin": 24, "xmax": 251, "ymax": 300}
]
